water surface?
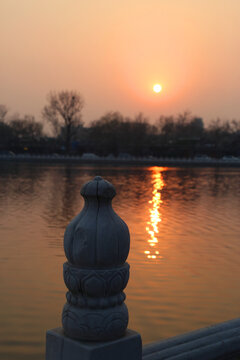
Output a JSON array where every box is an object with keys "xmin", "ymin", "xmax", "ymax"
[{"xmin": 0, "ymin": 163, "xmax": 240, "ymax": 359}]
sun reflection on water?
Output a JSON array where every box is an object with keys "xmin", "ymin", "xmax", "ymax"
[{"xmin": 145, "ymin": 167, "xmax": 165, "ymax": 260}]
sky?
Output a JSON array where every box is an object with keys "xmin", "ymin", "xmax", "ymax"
[{"xmin": 1, "ymin": 0, "xmax": 240, "ymax": 125}]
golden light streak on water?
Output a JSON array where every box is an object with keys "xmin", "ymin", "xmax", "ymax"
[{"xmin": 145, "ymin": 167, "xmax": 165, "ymax": 260}]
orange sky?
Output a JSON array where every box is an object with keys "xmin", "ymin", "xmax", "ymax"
[{"xmin": 1, "ymin": 0, "xmax": 240, "ymax": 125}]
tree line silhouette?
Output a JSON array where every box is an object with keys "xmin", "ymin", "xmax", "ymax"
[{"xmin": 0, "ymin": 91, "xmax": 240, "ymax": 158}]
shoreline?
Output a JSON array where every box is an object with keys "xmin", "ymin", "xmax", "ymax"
[{"xmin": 1, "ymin": 154, "xmax": 240, "ymax": 167}]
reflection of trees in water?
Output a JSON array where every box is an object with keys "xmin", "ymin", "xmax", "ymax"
[
  {"xmin": 41, "ymin": 166, "xmax": 153, "ymax": 248},
  {"xmin": 0, "ymin": 164, "xmax": 84, "ymax": 236},
  {"xmin": 161, "ymin": 169, "xmax": 201, "ymax": 204},
  {"xmin": 112, "ymin": 169, "xmax": 151, "ymax": 203},
  {"xmin": 62, "ymin": 167, "xmax": 79, "ymax": 220},
  {"xmin": 208, "ymin": 169, "xmax": 240, "ymax": 197},
  {"xmin": 161, "ymin": 168, "xmax": 240, "ymax": 206},
  {"xmin": 0, "ymin": 163, "xmax": 47, "ymax": 204},
  {"xmin": 42, "ymin": 166, "xmax": 82, "ymax": 231},
  {"xmin": 1, "ymin": 164, "xmax": 240, "ymax": 246},
  {"xmin": 39, "ymin": 165, "xmax": 240, "ymax": 253},
  {"xmin": 40, "ymin": 166, "xmax": 84, "ymax": 249}
]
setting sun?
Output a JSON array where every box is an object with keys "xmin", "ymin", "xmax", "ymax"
[{"xmin": 153, "ymin": 84, "xmax": 162, "ymax": 93}]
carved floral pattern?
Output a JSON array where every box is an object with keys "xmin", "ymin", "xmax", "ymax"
[
  {"xmin": 62, "ymin": 303, "xmax": 129, "ymax": 341},
  {"xmin": 63, "ymin": 262, "xmax": 130, "ymax": 297},
  {"xmin": 66, "ymin": 291, "xmax": 126, "ymax": 309}
]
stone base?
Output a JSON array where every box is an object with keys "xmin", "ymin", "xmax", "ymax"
[{"xmin": 46, "ymin": 327, "xmax": 142, "ymax": 360}]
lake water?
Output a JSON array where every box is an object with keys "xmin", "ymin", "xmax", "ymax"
[{"xmin": 0, "ymin": 162, "xmax": 240, "ymax": 359}]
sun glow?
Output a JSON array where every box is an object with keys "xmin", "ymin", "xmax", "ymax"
[{"xmin": 153, "ymin": 84, "xmax": 162, "ymax": 93}]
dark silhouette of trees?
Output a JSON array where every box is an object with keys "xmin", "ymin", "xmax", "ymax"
[
  {"xmin": 89, "ymin": 112, "xmax": 124, "ymax": 156},
  {"xmin": 10, "ymin": 115, "xmax": 43, "ymax": 140},
  {"xmin": 88, "ymin": 112, "xmax": 156, "ymax": 156},
  {"xmin": 126, "ymin": 113, "xmax": 157, "ymax": 156},
  {"xmin": 0, "ymin": 98, "xmax": 240, "ymax": 158},
  {"xmin": 0, "ymin": 105, "xmax": 8, "ymax": 122},
  {"xmin": 0, "ymin": 124, "xmax": 14, "ymax": 150},
  {"xmin": 0, "ymin": 105, "xmax": 12, "ymax": 150},
  {"xmin": 155, "ymin": 112, "xmax": 205, "ymax": 157},
  {"xmin": 8, "ymin": 114, "xmax": 43, "ymax": 152},
  {"xmin": 157, "ymin": 112, "xmax": 204, "ymax": 141},
  {"xmin": 42, "ymin": 91, "xmax": 84, "ymax": 154},
  {"xmin": 205, "ymin": 119, "xmax": 240, "ymax": 157},
  {"xmin": 0, "ymin": 112, "xmax": 44, "ymax": 152}
]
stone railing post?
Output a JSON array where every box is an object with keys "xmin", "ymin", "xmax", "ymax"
[{"xmin": 46, "ymin": 176, "xmax": 142, "ymax": 360}]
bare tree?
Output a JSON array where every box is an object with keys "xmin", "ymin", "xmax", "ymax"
[
  {"xmin": 42, "ymin": 91, "xmax": 84, "ymax": 153},
  {"xmin": 0, "ymin": 105, "xmax": 8, "ymax": 122}
]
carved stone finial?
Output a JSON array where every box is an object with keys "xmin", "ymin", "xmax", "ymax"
[{"xmin": 62, "ymin": 177, "xmax": 130, "ymax": 341}]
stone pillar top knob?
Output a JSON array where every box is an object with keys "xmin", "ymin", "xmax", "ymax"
[{"xmin": 81, "ymin": 176, "xmax": 116, "ymax": 199}]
